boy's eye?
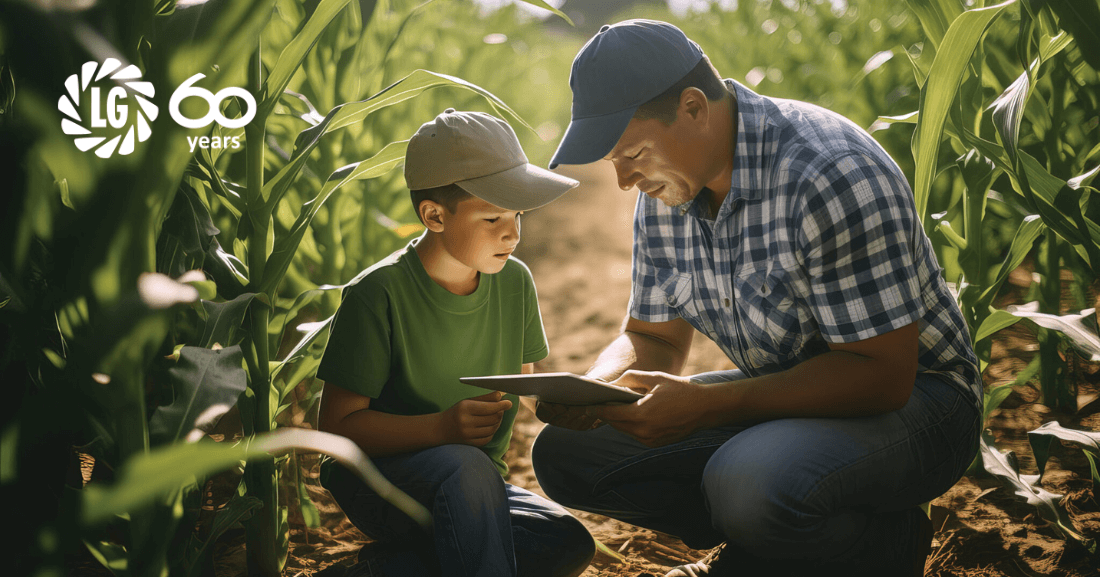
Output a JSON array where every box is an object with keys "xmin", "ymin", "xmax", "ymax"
[{"xmin": 484, "ymin": 217, "xmax": 500, "ymax": 223}]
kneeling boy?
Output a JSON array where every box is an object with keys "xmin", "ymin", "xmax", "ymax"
[{"xmin": 317, "ymin": 109, "xmax": 594, "ymax": 577}]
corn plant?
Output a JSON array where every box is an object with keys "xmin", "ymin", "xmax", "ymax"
[
  {"xmin": 895, "ymin": 0, "xmax": 1099, "ymax": 550},
  {"xmin": 1, "ymin": 0, "xmax": 572, "ymax": 576}
]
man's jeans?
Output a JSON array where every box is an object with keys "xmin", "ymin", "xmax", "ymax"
[
  {"xmin": 531, "ymin": 370, "xmax": 980, "ymax": 563},
  {"xmin": 324, "ymin": 444, "xmax": 595, "ymax": 577}
]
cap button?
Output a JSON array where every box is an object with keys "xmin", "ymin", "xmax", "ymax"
[
  {"xmin": 444, "ymin": 108, "xmax": 455, "ymax": 113},
  {"xmin": 599, "ymin": 24, "xmax": 610, "ymax": 33}
]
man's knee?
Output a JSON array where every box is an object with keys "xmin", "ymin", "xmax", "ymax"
[
  {"xmin": 702, "ymin": 441, "xmax": 822, "ymax": 555},
  {"xmin": 531, "ymin": 425, "xmax": 587, "ymax": 505}
]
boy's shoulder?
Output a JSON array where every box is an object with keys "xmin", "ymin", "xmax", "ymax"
[
  {"xmin": 342, "ymin": 247, "xmax": 414, "ymax": 299},
  {"xmin": 498, "ymin": 255, "xmax": 536, "ymax": 286}
]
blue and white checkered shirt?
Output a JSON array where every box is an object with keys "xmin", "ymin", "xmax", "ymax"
[{"xmin": 629, "ymin": 79, "xmax": 983, "ymax": 412}]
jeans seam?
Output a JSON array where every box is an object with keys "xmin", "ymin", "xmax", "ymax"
[{"xmin": 437, "ymin": 482, "xmax": 470, "ymax": 576}]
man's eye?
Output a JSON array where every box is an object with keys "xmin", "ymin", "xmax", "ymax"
[
  {"xmin": 629, "ymin": 150, "xmax": 642, "ymax": 160},
  {"xmin": 485, "ymin": 218, "xmax": 500, "ymax": 223}
]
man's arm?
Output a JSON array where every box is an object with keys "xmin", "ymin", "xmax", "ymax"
[
  {"xmin": 318, "ymin": 383, "xmax": 512, "ymax": 457},
  {"xmin": 587, "ymin": 316, "xmax": 696, "ymax": 381},
  {"xmin": 535, "ymin": 316, "xmax": 694, "ymax": 429},
  {"xmin": 597, "ymin": 321, "xmax": 919, "ymax": 446}
]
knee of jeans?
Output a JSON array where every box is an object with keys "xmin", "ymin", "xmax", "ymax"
[
  {"xmin": 702, "ymin": 450, "xmax": 817, "ymax": 555},
  {"xmin": 436, "ymin": 444, "xmax": 504, "ymax": 489},
  {"xmin": 531, "ymin": 426, "xmax": 584, "ymax": 506}
]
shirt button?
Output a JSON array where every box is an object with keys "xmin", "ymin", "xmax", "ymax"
[{"xmin": 723, "ymin": 297, "xmax": 732, "ymax": 308}]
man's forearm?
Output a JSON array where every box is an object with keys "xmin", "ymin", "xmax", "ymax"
[
  {"xmin": 587, "ymin": 330, "xmax": 690, "ymax": 382},
  {"xmin": 329, "ymin": 410, "xmax": 447, "ymax": 458},
  {"xmin": 697, "ymin": 350, "xmax": 916, "ymax": 428}
]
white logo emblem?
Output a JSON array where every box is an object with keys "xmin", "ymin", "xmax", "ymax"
[
  {"xmin": 169, "ymin": 73, "xmax": 256, "ymax": 129},
  {"xmin": 58, "ymin": 59, "xmax": 158, "ymax": 158}
]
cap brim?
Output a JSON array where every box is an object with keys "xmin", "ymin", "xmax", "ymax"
[
  {"xmin": 456, "ymin": 163, "xmax": 579, "ymax": 211},
  {"xmin": 548, "ymin": 107, "xmax": 637, "ymax": 169}
]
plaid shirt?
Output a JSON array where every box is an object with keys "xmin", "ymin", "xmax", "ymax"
[{"xmin": 629, "ymin": 80, "xmax": 982, "ymax": 412}]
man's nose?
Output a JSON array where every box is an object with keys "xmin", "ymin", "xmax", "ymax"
[{"xmin": 615, "ymin": 164, "xmax": 643, "ymax": 192}]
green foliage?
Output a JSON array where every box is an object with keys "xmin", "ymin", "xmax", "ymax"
[
  {"xmin": 1, "ymin": 1, "xmax": 571, "ymax": 576},
  {"xmin": 904, "ymin": 0, "xmax": 1100, "ymax": 550}
]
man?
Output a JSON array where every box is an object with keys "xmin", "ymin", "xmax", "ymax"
[{"xmin": 531, "ymin": 19, "xmax": 982, "ymax": 577}]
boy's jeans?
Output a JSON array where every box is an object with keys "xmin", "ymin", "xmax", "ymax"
[
  {"xmin": 531, "ymin": 370, "xmax": 980, "ymax": 564},
  {"xmin": 323, "ymin": 444, "xmax": 594, "ymax": 577}
]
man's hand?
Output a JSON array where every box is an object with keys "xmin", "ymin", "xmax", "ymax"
[
  {"xmin": 534, "ymin": 401, "xmax": 602, "ymax": 430},
  {"xmin": 440, "ymin": 391, "xmax": 512, "ymax": 446},
  {"xmin": 597, "ymin": 371, "xmax": 709, "ymax": 447}
]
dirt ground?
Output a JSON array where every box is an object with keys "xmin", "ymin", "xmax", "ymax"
[{"xmin": 69, "ymin": 164, "xmax": 1100, "ymax": 576}]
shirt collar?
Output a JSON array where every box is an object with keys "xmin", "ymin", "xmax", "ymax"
[
  {"xmin": 676, "ymin": 79, "xmax": 770, "ymax": 221},
  {"xmin": 724, "ymin": 79, "xmax": 770, "ymax": 206}
]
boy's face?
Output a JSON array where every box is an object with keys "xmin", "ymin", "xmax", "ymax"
[{"xmin": 438, "ymin": 196, "xmax": 522, "ymax": 274}]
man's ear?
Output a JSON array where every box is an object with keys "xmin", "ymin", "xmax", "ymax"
[
  {"xmin": 679, "ymin": 87, "xmax": 708, "ymax": 124},
  {"xmin": 419, "ymin": 200, "xmax": 446, "ymax": 233}
]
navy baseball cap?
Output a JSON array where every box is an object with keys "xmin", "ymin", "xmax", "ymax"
[{"xmin": 549, "ymin": 19, "xmax": 704, "ymax": 169}]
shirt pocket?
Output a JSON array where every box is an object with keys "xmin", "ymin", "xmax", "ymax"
[
  {"xmin": 733, "ymin": 266, "xmax": 800, "ymax": 356},
  {"xmin": 656, "ymin": 270, "xmax": 716, "ymax": 338}
]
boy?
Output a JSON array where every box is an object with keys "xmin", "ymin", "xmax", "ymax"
[{"xmin": 316, "ymin": 109, "xmax": 594, "ymax": 577}]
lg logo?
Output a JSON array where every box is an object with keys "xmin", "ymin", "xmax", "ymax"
[
  {"xmin": 59, "ymin": 59, "xmax": 158, "ymax": 158},
  {"xmin": 59, "ymin": 62, "xmax": 257, "ymax": 158}
]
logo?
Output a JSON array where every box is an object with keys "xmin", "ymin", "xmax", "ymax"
[
  {"xmin": 170, "ymin": 73, "xmax": 256, "ymax": 152},
  {"xmin": 61, "ymin": 63, "xmax": 258, "ymax": 156},
  {"xmin": 58, "ymin": 58, "xmax": 158, "ymax": 158}
]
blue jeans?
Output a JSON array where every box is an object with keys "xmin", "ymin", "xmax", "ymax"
[
  {"xmin": 531, "ymin": 370, "xmax": 980, "ymax": 564},
  {"xmin": 323, "ymin": 444, "xmax": 594, "ymax": 577}
]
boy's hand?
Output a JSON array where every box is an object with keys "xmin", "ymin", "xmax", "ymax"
[
  {"xmin": 441, "ymin": 391, "xmax": 513, "ymax": 447},
  {"xmin": 535, "ymin": 401, "xmax": 601, "ymax": 430}
]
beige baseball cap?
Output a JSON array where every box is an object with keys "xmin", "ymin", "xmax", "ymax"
[{"xmin": 404, "ymin": 109, "xmax": 579, "ymax": 211}]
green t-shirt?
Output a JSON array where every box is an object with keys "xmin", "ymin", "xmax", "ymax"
[{"xmin": 316, "ymin": 237, "xmax": 549, "ymax": 475}]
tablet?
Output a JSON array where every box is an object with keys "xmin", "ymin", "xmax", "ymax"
[{"xmin": 459, "ymin": 372, "xmax": 644, "ymax": 406}]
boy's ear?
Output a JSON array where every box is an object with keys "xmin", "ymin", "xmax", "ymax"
[{"xmin": 419, "ymin": 200, "xmax": 446, "ymax": 233}]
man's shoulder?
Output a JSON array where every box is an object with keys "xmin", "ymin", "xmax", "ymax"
[{"xmin": 750, "ymin": 91, "xmax": 893, "ymax": 173}]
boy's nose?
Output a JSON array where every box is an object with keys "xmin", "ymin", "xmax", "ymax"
[{"xmin": 503, "ymin": 218, "xmax": 520, "ymax": 242}]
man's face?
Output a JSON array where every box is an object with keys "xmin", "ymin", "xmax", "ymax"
[
  {"xmin": 604, "ymin": 112, "xmax": 710, "ymax": 208},
  {"xmin": 439, "ymin": 196, "xmax": 522, "ymax": 275}
]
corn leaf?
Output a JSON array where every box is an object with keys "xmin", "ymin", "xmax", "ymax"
[
  {"xmin": 262, "ymin": 69, "xmax": 527, "ymax": 209},
  {"xmin": 261, "ymin": 140, "xmax": 407, "ymax": 294},
  {"xmin": 903, "ymin": 0, "xmax": 965, "ymax": 52},
  {"xmin": 178, "ymin": 496, "xmax": 262, "ymax": 577},
  {"xmin": 260, "ymin": 0, "xmax": 355, "ymax": 120},
  {"xmin": 912, "ymin": 0, "xmax": 1014, "ymax": 220},
  {"xmin": 978, "ymin": 214, "xmax": 1045, "ymax": 305},
  {"xmin": 979, "ymin": 432, "xmax": 1093, "ymax": 548},
  {"xmin": 1004, "ymin": 302, "xmax": 1100, "ymax": 361},
  {"xmin": 515, "ymin": 0, "xmax": 575, "ymax": 26},
  {"xmin": 974, "ymin": 310, "xmax": 1024, "ymax": 343},
  {"xmin": 82, "ymin": 429, "xmax": 430, "ymax": 531},
  {"xmin": 148, "ymin": 345, "xmax": 248, "ymax": 447},
  {"xmin": 1045, "ymin": 0, "xmax": 1100, "ymax": 73},
  {"xmin": 1028, "ymin": 421, "xmax": 1100, "ymax": 484}
]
